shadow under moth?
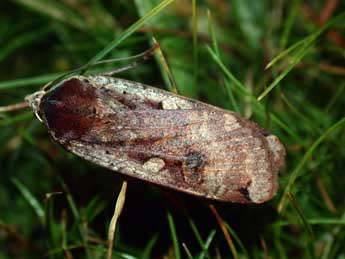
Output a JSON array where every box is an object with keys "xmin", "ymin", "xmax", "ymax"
[{"xmin": 25, "ymin": 75, "xmax": 285, "ymax": 204}]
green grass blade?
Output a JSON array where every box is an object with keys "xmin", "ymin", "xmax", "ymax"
[
  {"xmin": 167, "ymin": 211, "xmax": 181, "ymax": 259},
  {"xmin": 278, "ymin": 117, "xmax": 345, "ymax": 212},
  {"xmin": 261, "ymin": 13, "xmax": 345, "ymax": 102},
  {"xmin": 267, "ymin": 11, "xmax": 345, "ymax": 69},
  {"xmin": 224, "ymin": 222, "xmax": 249, "ymax": 257},
  {"xmin": 13, "ymin": 0, "xmax": 87, "ymax": 30},
  {"xmin": 0, "ymin": 112, "xmax": 33, "ymax": 127},
  {"xmin": 280, "ymin": 93, "xmax": 319, "ymax": 133},
  {"xmin": 11, "ymin": 177, "xmax": 45, "ymax": 224},
  {"xmin": 207, "ymin": 10, "xmax": 220, "ymax": 56},
  {"xmin": 85, "ymin": 0, "xmax": 175, "ymax": 67},
  {"xmin": 325, "ymin": 82, "xmax": 345, "ymax": 113},
  {"xmin": 206, "ymin": 45, "xmax": 249, "ymax": 96},
  {"xmin": 182, "ymin": 243, "xmax": 194, "ymax": 259},
  {"xmin": 198, "ymin": 230, "xmax": 216, "ymax": 259},
  {"xmin": 142, "ymin": 233, "xmax": 159, "ymax": 259},
  {"xmin": 58, "ymin": 177, "xmax": 91, "ymax": 258},
  {"xmin": 274, "ymin": 218, "xmax": 345, "ymax": 227},
  {"xmin": 188, "ymin": 218, "xmax": 211, "ymax": 259},
  {"xmin": 192, "ymin": 0, "xmax": 199, "ymax": 90},
  {"xmin": 0, "ymin": 26, "xmax": 52, "ymax": 63},
  {"xmin": 287, "ymin": 192, "xmax": 314, "ymax": 239},
  {"xmin": 0, "ymin": 73, "xmax": 63, "ymax": 90},
  {"xmin": 207, "ymin": 45, "xmax": 304, "ymax": 144},
  {"xmin": 257, "ymin": 41, "xmax": 314, "ymax": 101},
  {"xmin": 279, "ymin": 0, "xmax": 300, "ymax": 49}
]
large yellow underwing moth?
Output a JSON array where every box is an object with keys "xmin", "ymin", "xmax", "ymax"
[{"xmin": 25, "ymin": 75, "xmax": 285, "ymax": 204}]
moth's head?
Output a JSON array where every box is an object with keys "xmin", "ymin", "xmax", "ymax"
[{"xmin": 25, "ymin": 89, "xmax": 46, "ymax": 122}]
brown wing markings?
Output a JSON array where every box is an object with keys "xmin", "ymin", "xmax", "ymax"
[
  {"xmin": 100, "ymin": 109, "xmax": 230, "ymax": 130},
  {"xmin": 71, "ymin": 133, "xmax": 265, "ymax": 173}
]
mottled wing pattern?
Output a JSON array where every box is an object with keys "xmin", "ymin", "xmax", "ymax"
[{"xmin": 33, "ymin": 75, "xmax": 285, "ymax": 203}]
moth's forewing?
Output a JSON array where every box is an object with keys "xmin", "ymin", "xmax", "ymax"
[{"xmin": 28, "ymin": 76, "xmax": 285, "ymax": 204}]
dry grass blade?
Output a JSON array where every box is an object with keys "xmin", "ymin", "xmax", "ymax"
[
  {"xmin": 209, "ymin": 204, "xmax": 238, "ymax": 259},
  {"xmin": 107, "ymin": 181, "xmax": 128, "ymax": 259}
]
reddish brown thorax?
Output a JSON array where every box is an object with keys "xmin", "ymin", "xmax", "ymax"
[{"xmin": 40, "ymin": 78, "xmax": 100, "ymax": 140}]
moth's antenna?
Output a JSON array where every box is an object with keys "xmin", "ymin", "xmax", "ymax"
[
  {"xmin": 98, "ymin": 43, "xmax": 159, "ymax": 76},
  {"xmin": 0, "ymin": 44, "xmax": 160, "ymax": 115},
  {"xmin": 42, "ymin": 44, "xmax": 160, "ymax": 91},
  {"xmin": 0, "ymin": 101, "xmax": 29, "ymax": 113}
]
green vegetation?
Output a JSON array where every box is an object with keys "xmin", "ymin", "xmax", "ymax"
[{"xmin": 1, "ymin": 1, "xmax": 345, "ymax": 258}]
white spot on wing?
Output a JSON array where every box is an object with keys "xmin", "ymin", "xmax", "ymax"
[{"xmin": 143, "ymin": 157, "xmax": 165, "ymax": 173}]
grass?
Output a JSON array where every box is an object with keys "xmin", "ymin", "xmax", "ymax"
[{"xmin": 1, "ymin": 0, "xmax": 345, "ymax": 258}]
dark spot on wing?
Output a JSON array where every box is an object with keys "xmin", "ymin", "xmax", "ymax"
[
  {"xmin": 183, "ymin": 152, "xmax": 205, "ymax": 184},
  {"xmin": 238, "ymin": 186, "xmax": 251, "ymax": 201}
]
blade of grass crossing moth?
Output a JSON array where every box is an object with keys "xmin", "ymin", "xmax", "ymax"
[
  {"xmin": 84, "ymin": 0, "xmax": 175, "ymax": 68},
  {"xmin": 287, "ymin": 193, "xmax": 314, "ymax": 239},
  {"xmin": 209, "ymin": 205, "xmax": 238, "ymax": 259},
  {"xmin": 107, "ymin": 181, "xmax": 127, "ymax": 259},
  {"xmin": 197, "ymin": 230, "xmax": 216, "ymax": 259},
  {"xmin": 192, "ymin": 0, "xmax": 199, "ymax": 91},
  {"xmin": 224, "ymin": 222, "xmax": 249, "ymax": 257},
  {"xmin": 167, "ymin": 211, "xmax": 181, "ymax": 259},
  {"xmin": 11, "ymin": 177, "xmax": 45, "ymax": 224},
  {"xmin": 278, "ymin": 117, "xmax": 345, "ymax": 212}
]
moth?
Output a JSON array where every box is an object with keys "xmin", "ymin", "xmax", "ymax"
[{"xmin": 25, "ymin": 75, "xmax": 285, "ymax": 204}]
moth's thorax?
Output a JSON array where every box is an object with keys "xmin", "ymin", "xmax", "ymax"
[{"xmin": 39, "ymin": 77, "xmax": 102, "ymax": 140}]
